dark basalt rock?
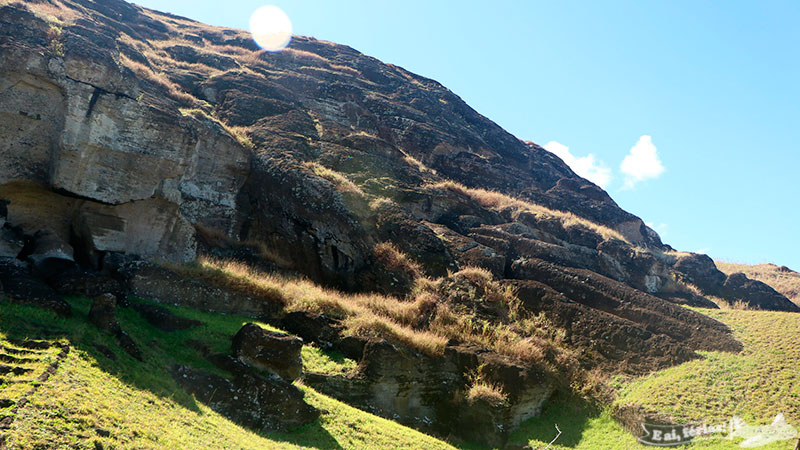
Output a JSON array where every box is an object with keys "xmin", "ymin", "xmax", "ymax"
[
  {"xmin": 88, "ymin": 293, "xmax": 119, "ymax": 333},
  {"xmin": 673, "ymin": 254, "xmax": 799, "ymax": 311},
  {"xmin": 115, "ymin": 329, "xmax": 143, "ymax": 361},
  {"xmin": 25, "ymin": 229, "xmax": 76, "ymax": 278},
  {"xmin": 277, "ymin": 311, "xmax": 342, "ymax": 350},
  {"xmin": 172, "ymin": 354, "xmax": 319, "ymax": 432},
  {"xmin": 232, "ymin": 323, "xmax": 303, "ymax": 382},
  {"xmin": 131, "ymin": 302, "xmax": 203, "ymax": 332},
  {"xmin": 721, "ymin": 273, "xmax": 800, "ymax": 312},
  {"xmin": 88, "ymin": 293, "xmax": 143, "ymax": 361},
  {"xmin": 0, "ymin": 260, "xmax": 71, "ymax": 317}
]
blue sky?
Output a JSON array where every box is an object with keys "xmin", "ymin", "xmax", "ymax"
[{"xmin": 133, "ymin": 0, "xmax": 800, "ymax": 269}]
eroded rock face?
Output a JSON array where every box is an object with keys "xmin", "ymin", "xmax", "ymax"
[
  {"xmin": 109, "ymin": 257, "xmax": 282, "ymax": 318},
  {"xmin": 673, "ymin": 254, "xmax": 800, "ymax": 312},
  {"xmin": 0, "ymin": 5, "xmax": 249, "ymax": 263},
  {"xmin": 305, "ymin": 340, "xmax": 553, "ymax": 447}
]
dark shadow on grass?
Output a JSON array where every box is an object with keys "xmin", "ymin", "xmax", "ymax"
[
  {"xmin": 0, "ymin": 296, "xmax": 341, "ymax": 446},
  {"xmin": 266, "ymin": 420, "xmax": 345, "ymax": 450},
  {"xmin": 0, "ymin": 296, "xmax": 202, "ymax": 412},
  {"xmin": 506, "ymin": 391, "xmax": 599, "ymax": 448}
]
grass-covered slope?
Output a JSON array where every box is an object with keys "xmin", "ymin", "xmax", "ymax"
[
  {"xmin": 504, "ymin": 308, "xmax": 800, "ymax": 450},
  {"xmin": 0, "ymin": 299, "xmax": 455, "ymax": 450},
  {"xmin": 2, "ymin": 299, "xmax": 799, "ymax": 449}
]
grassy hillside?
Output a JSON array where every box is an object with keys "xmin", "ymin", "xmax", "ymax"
[
  {"xmin": 715, "ymin": 261, "xmax": 800, "ymax": 307},
  {"xmin": 0, "ymin": 299, "xmax": 456, "ymax": 450},
  {"xmin": 505, "ymin": 308, "xmax": 800, "ymax": 450},
  {"xmin": 3, "ymin": 300, "xmax": 798, "ymax": 450}
]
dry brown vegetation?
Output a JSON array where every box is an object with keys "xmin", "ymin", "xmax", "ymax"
[
  {"xmin": 119, "ymin": 53, "xmax": 197, "ymax": 105},
  {"xmin": 193, "ymin": 224, "xmax": 291, "ymax": 268},
  {"xmin": 715, "ymin": 261, "xmax": 800, "ymax": 306},
  {"xmin": 372, "ymin": 242, "xmax": 422, "ymax": 279},
  {"xmin": 466, "ymin": 366, "xmax": 509, "ymax": 407},
  {"xmin": 7, "ymin": 0, "xmax": 81, "ymax": 25},
  {"xmin": 304, "ymin": 162, "xmax": 365, "ymax": 196},
  {"xmin": 428, "ymin": 180, "xmax": 628, "ymax": 243},
  {"xmin": 172, "ymin": 257, "xmax": 575, "ymax": 371},
  {"xmin": 178, "ymin": 108, "xmax": 254, "ymax": 149}
]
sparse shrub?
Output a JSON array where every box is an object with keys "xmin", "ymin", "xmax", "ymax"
[
  {"xmin": 304, "ymin": 162, "xmax": 365, "ymax": 196},
  {"xmin": 465, "ymin": 366, "xmax": 508, "ymax": 407}
]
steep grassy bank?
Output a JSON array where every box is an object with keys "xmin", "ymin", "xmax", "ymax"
[
  {"xmin": 505, "ymin": 309, "xmax": 800, "ymax": 449},
  {"xmin": 0, "ymin": 299, "xmax": 456, "ymax": 450}
]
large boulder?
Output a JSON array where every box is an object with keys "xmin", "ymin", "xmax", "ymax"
[
  {"xmin": 232, "ymin": 323, "xmax": 303, "ymax": 382},
  {"xmin": 88, "ymin": 293, "xmax": 120, "ymax": 333},
  {"xmin": 172, "ymin": 354, "xmax": 319, "ymax": 432},
  {"xmin": 131, "ymin": 302, "xmax": 203, "ymax": 332}
]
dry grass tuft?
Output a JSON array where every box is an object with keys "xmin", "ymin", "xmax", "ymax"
[
  {"xmin": 119, "ymin": 53, "xmax": 197, "ymax": 105},
  {"xmin": 283, "ymin": 48, "xmax": 329, "ymax": 64},
  {"xmin": 304, "ymin": 162, "xmax": 365, "ymax": 196},
  {"xmin": 179, "ymin": 108, "xmax": 254, "ymax": 149},
  {"xmin": 466, "ymin": 366, "xmax": 508, "ymax": 407},
  {"xmin": 403, "ymin": 153, "xmax": 436, "ymax": 174},
  {"xmin": 428, "ymin": 180, "xmax": 628, "ymax": 243},
  {"xmin": 373, "ymin": 242, "xmax": 422, "ymax": 279}
]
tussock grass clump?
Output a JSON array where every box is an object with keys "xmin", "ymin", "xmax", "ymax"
[
  {"xmin": 466, "ymin": 366, "xmax": 509, "ymax": 407},
  {"xmin": 428, "ymin": 180, "xmax": 628, "ymax": 243},
  {"xmin": 373, "ymin": 242, "xmax": 422, "ymax": 279},
  {"xmin": 304, "ymin": 162, "xmax": 365, "ymax": 196}
]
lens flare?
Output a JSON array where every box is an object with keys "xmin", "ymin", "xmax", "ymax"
[{"xmin": 249, "ymin": 5, "xmax": 292, "ymax": 52}]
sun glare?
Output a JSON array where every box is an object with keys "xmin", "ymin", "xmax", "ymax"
[{"xmin": 249, "ymin": 5, "xmax": 292, "ymax": 52}]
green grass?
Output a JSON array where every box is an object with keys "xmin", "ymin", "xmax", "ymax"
[
  {"xmin": 505, "ymin": 309, "xmax": 799, "ymax": 450},
  {"xmin": 616, "ymin": 309, "xmax": 800, "ymax": 426},
  {"xmin": 0, "ymin": 298, "xmax": 456, "ymax": 450},
  {"xmin": 3, "ymin": 302, "xmax": 797, "ymax": 449}
]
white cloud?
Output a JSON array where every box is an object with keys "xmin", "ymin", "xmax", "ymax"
[
  {"xmin": 620, "ymin": 135, "xmax": 665, "ymax": 188},
  {"xmin": 544, "ymin": 141, "xmax": 612, "ymax": 188}
]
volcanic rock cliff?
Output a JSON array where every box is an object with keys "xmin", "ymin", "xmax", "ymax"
[{"xmin": 1, "ymin": 0, "xmax": 798, "ymax": 445}]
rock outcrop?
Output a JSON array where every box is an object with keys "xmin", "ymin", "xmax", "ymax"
[
  {"xmin": 1, "ymin": 0, "xmax": 796, "ymax": 446},
  {"xmin": 232, "ymin": 323, "xmax": 303, "ymax": 382},
  {"xmin": 0, "ymin": 0, "xmax": 791, "ymax": 311},
  {"xmin": 172, "ymin": 354, "xmax": 319, "ymax": 432}
]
